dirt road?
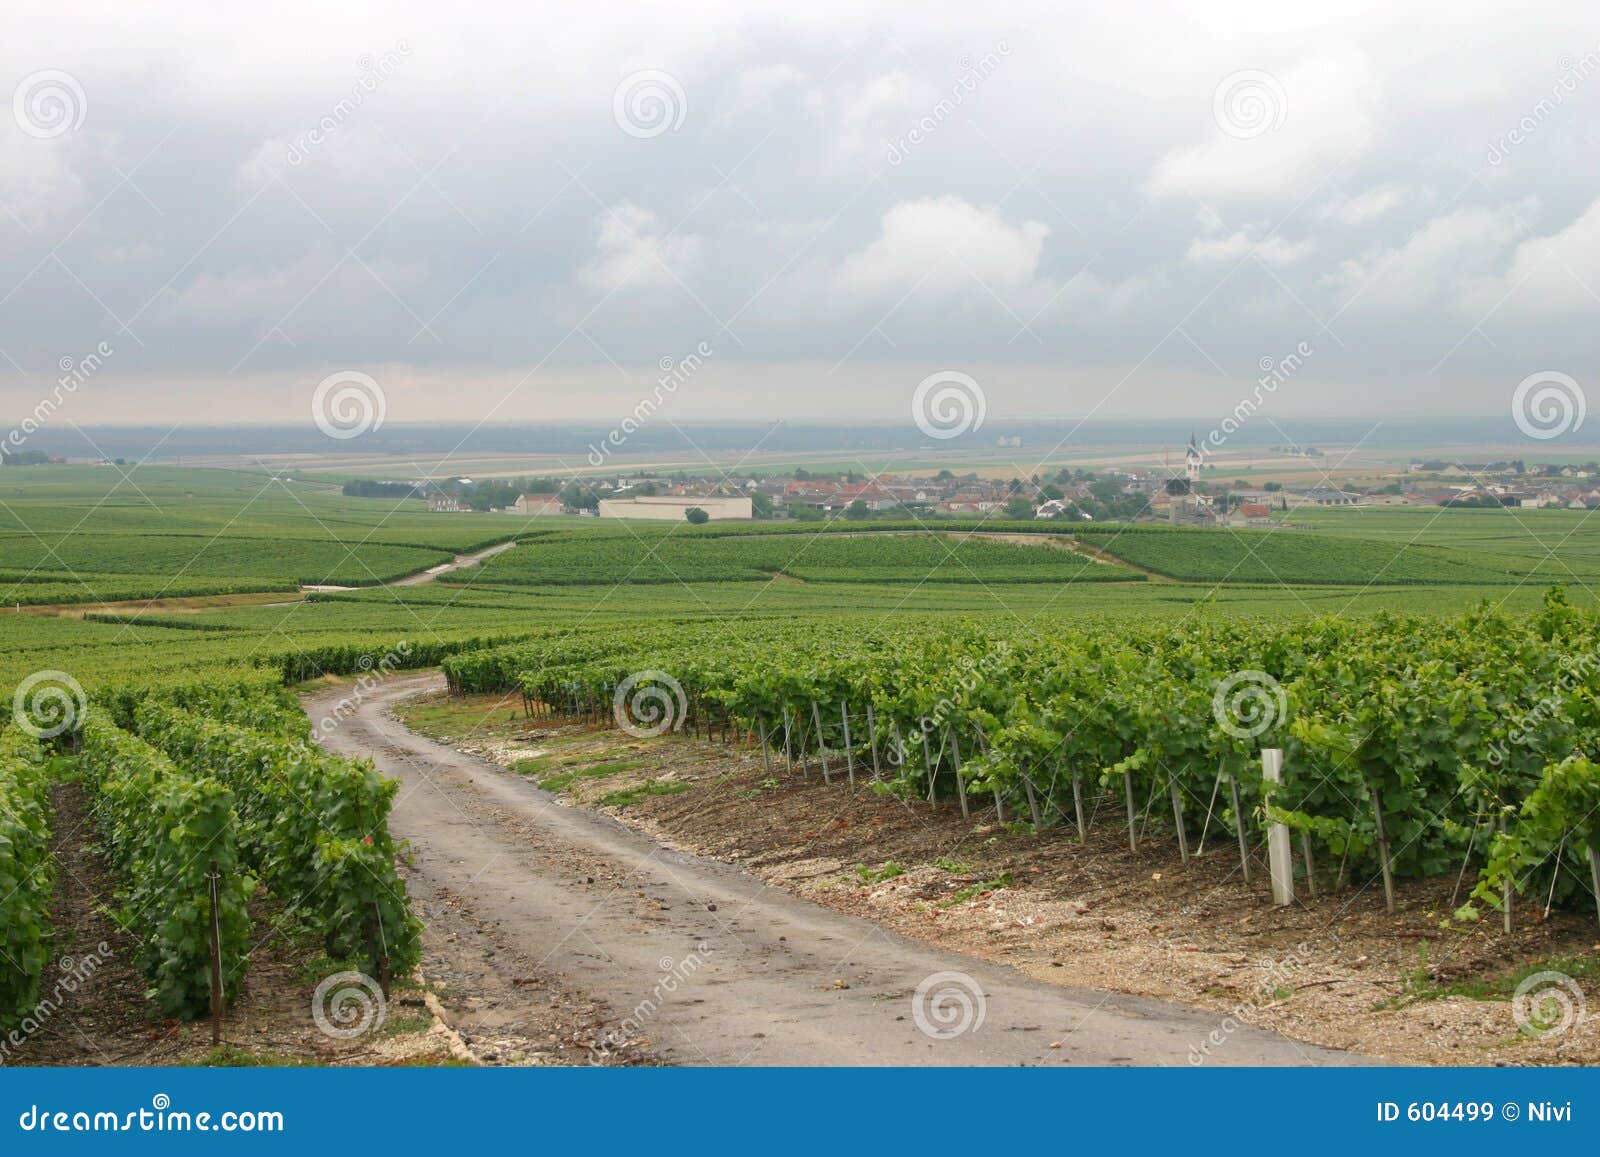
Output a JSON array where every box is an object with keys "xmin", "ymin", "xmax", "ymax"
[
  {"xmin": 387, "ymin": 539, "xmax": 520, "ymax": 586},
  {"xmin": 305, "ymin": 673, "xmax": 1368, "ymax": 1067}
]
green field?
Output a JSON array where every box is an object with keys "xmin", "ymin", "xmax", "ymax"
[{"xmin": 0, "ymin": 464, "xmax": 1595, "ymax": 694}]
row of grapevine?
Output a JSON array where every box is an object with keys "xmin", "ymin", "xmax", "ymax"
[
  {"xmin": 77, "ymin": 716, "xmax": 254, "ymax": 1017},
  {"xmin": 132, "ymin": 701, "xmax": 422, "ymax": 981},
  {"xmin": 0, "ymin": 730, "xmax": 54, "ymax": 1030},
  {"xmin": 441, "ymin": 590, "xmax": 1600, "ymax": 916}
]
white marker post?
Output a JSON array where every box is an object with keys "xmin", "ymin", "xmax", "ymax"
[{"xmin": 1262, "ymin": 749, "xmax": 1294, "ymax": 906}]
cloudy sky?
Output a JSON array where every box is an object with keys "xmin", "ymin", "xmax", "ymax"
[{"xmin": 2, "ymin": 1, "xmax": 1598, "ymax": 433}]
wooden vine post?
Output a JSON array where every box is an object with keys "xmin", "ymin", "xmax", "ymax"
[
  {"xmin": 1370, "ymin": 787, "xmax": 1396, "ymax": 915},
  {"xmin": 757, "ymin": 714, "xmax": 773, "ymax": 777},
  {"xmin": 1071, "ymin": 769, "xmax": 1086, "ymax": 844},
  {"xmin": 866, "ymin": 702, "xmax": 881, "ymax": 780},
  {"xmin": 1228, "ymin": 773, "xmax": 1250, "ymax": 882},
  {"xmin": 810, "ymin": 700, "xmax": 831, "ymax": 783},
  {"xmin": 1263, "ymin": 749, "xmax": 1294, "ymax": 906},
  {"xmin": 948, "ymin": 728, "xmax": 970, "ymax": 819},
  {"xmin": 921, "ymin": 729, "xmax": 936, "ymax": 803},
  {"xmin": 1499, "ymin": 811, "xmax": 1512, "ymax": 933},
  {"xmin": 1124, "ymin": 772, "xmax": 1138, "ymax": 852},
  {"xmin": 207, "ymin": 860, "xmax": 223, "ymax": 1047},
  {"xmin": 840, "ymin": 702, "xmax": 856, "ymax": 785},
  {"xmin": 1168, "ymin": 776, "xmax": 1189, "ymax": 862},
  {"xmin": 1588, "ymin": 845, "xmax": 1600, "ymax": 929}
]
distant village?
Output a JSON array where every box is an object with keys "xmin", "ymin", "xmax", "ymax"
[{"xmin": 346, "ymin": 443, "xmax": 1600, "ymax": 525}]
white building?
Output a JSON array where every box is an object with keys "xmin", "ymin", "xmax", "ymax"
[{"xmin": 597, "ymin": 495, "xmax": 754, "ymax": 521}]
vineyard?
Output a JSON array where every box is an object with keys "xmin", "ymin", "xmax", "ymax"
[
  {"xmin": 0, "ymin": 667, "xmax": 422, "ymax": 1031},
  {"xmin": 1070, "ymin": 525, "xmax": 1525, "ymax": 585},
  {"xmin": 452, "ymin": 528, "xmax": 1143, "ymax": 586},
  {"xmin": 443, "ymin": 587, "xmax": 1600, "ymax": 922}
]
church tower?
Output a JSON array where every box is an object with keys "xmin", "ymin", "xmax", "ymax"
[{"xmin": 1185, "ymin": 431, "xmax": 1202, "ymax": 483}]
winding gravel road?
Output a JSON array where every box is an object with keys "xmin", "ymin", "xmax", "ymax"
[{"xmin": 305, "ymin": 673, "xmax": 1368, "ymax": 1067}]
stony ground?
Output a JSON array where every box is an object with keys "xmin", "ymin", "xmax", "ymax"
[{"xmin": 396, "ymin": 690, "xmax": 1600, "ymax": 1067}]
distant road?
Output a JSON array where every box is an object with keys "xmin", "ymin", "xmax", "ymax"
[{"xmin": 386, "ymin": 538, "xmax": 520, "ymax": 587}]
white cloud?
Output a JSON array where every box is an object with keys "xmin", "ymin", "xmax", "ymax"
[
  {"xmin": 0, "ymin": 137, "xmax": 87, "ymax": 242},
  {"xmin": 1475, "ymin": 197, "xmax": 1600, "ymax": 316},
  {"xmin": 1185, "ymin": 230, "xmax": 1315, "ymax": 266},
  {"xmin": 1324, "ymin": 202, "xmax": 1534, "ymax": 313},
  {"xmin": 579, "ymin": 204, "xmax": 704, "ymax": 293},
  {"xmin": 835, "ymin": 196, "xmax": 1049, "ymax": 297},
  {"xmin": 1149, "ymin": 55, "xmax": 1383, "ymax": 202},
  {"xmin": 1315, "ymin": 186, "xmax": 1414, "ymax": 227},
  {"xmin": 165, "ymin": 250, "xmax": 427, "ymax": 320}
]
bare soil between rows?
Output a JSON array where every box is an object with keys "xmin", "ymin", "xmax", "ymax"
[
  {"xmin": 13, "ymin": 777, "xmax": 629, "ymax": 1068},
  {"xmin": 402, "ymin": 691, "xmax": 1600, "ymax": 1067}
]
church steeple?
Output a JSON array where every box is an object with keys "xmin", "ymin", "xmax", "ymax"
[{"xmin": 1185, "ymin": 430, "xmax": 1202, "ymax": 482}]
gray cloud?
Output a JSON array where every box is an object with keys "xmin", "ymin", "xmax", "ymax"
[{"xmin": 1, "ymin": 0, "xmax": 1599, "ymax": 432}]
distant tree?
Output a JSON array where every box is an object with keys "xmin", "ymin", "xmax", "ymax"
[
  {"xmin": 1041, "ymin": 483, "xmax": 1064, "ymax": 501},
  {"xmin": 1263, "ymin": 481, "xmax": 1283, "ymax": 492},
  {"xmin": 1004, "ymin": 496, "xmax": 1034, "ymax": 520},
  {"xmin": 685, "ymin": 506, "xmax": 710, "ymax": 525},
  {"xmin": 934, "ymin": 469, "xmax": 955, "ymax": 481},
  {"xmin": 845, "ymin": 500, "xmax": 871, "ymax": 520},
  {"xmin": 793, "ymin": 468, "xmax": 812, "ymax": 481},
  {"xmin": 750, "ymin": 493, "xmax": 775, "ymax": 518}
]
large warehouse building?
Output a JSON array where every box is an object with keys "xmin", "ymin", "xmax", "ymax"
[{"xmin": 596, "ymin": 495, "xmax": 754, "ymax": 521}]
